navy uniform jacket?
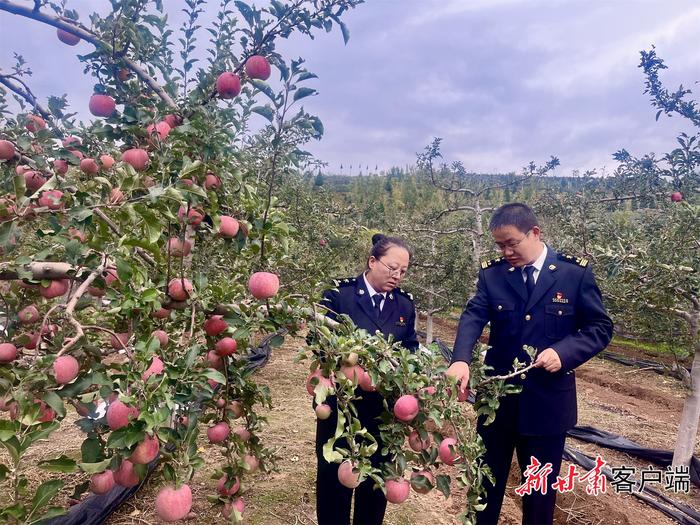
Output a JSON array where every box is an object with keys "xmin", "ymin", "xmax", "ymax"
[
  {"xmin": 451, "ymin": 247, "xmax": 613, "ymax": 435},
  {"xmin": 320, "ymin": 274, "xmax": 418, "ymax": 352}
]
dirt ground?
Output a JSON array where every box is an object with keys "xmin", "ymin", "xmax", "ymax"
[{"xmin": 2, "ymin": 316, "xmax": 699, "ymax": 524}]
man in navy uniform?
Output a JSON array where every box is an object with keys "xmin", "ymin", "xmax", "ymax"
[{"xmin": 447, "ymin": 203, "xmax": 613, "ymax": 525}]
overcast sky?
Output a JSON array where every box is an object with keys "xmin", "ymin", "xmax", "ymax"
[{"xmin": 1, "ymin": 0, "xmax": 698, "ymax": 176}]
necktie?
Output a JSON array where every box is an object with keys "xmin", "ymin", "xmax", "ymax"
[
  {"xmin": 523, "ymin": 265, "xmax": 536, "ymax": 297},
  {"xmin": 372, "ymin": 294, "xmax": 383, "ymax": 318}
]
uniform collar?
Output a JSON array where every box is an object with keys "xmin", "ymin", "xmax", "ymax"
[
  {"xmin": 527, "ymin": 243, "xmax": 547, "ymax": 273},
  {"xmin": 362, "ymin": 272, "xmax": 384, "ymax": 299}
]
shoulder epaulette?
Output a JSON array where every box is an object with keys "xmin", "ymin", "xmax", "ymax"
[
  {"xmin": 393, "ymin": 287, "xmax": 414, "ymax": 301},
  {"xmin": 557, "ymin": 252, "xmax": 589, "ymax": 267},
  {"xmin": 332, "ymin": 277, "xmax": 357, "ymax": 287},
  {"xmin": 480, "ymin": 256, "xmax": 507, "ymax": 270}
]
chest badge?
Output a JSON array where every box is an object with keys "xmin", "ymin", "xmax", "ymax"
[
  {"xmin": 396, "ymin": 316, "xmax": 406, "ymax": 327},
  {"xmin": 552, "ymin": 292, "xmax": 569, "ymax": 304}
]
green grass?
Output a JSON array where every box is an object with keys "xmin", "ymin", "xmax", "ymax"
[{"xmin": 611, "ymin": 336, "xmax": 688, "ymax": 358}]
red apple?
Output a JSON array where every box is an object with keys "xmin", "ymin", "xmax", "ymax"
[
  {"xmin": 37, "ymin": 190, "xmax": 64, "ymax": 210},
  {"xmin": 100, "ymin": 154, "xmax": 115, "ymax": 169},
  {"xmin": 0, "ymin": 343, "xmax": 18, "ymax": 363},
  {"xmin": 121, "ymin": 148, "xmax": 149, "ymax": 171},
  {"xmin": 216, "ymin": 72, "xmax": 241, "ymax": 99},
  {"xmin": 164, "ymin": 114, "xmax": 182, "ymax": 128},
  {"xmin": 110, "ymin": 331, "xmax": 130, "ymax": 349},
  {"xmin": 177, "ymin": 206, "xmax": 204, "ymax": 226},
  {"xmin": 67, "ymin": 227, "xmax": 87, "ymax": 242},
  {"xmin": 204, "ymin": 173, "xmax": 221, "ymax": 190},
  {"xmin": 57, "ymin": 28, "xmax": 80, "ymax": 46},
  {"xmin": 155, "ymin": 484, "xmax": 192, "ymax": 522},
  {"xmin": 0, "ymin": 140, "xmax": 15, "ymax": 160},
  {"xmin": 306, "ymin": 369, "xmax": 333, "ymax": 396},
  {"xmin": 18, "ymin": 305, "xmax": 39, "ymax": 324},
  {"xmin": 142, "ymin": 356, "xmax": 164, "ymax": 381},
  {"xmin": 393, "ymin": 395, "xmax": 419, "ymax": 422},
  {"xmin": 62, "ymin": 135, "xmax": 81, "ymax": 147},
  {"xmin": 168, "ymin": 278, "xmax": 193, "ymax": 301},
  {"xmin": 337, "ymin": 460, "xmax": 361, "ymax": 489},
  {"xmin": 109, "ymin": 188, "xmax": 125, "ymax": 204},
  {"xmin": 217, "ymin": 215, "xmax": 239, "ymax": 238},
  {"xmin": 234, "ymin": 426, "xmax": 251, "ymax": 441},
  {"xmin": 90, "ymin": 470, "xmax": 115, "ymax": 495},
  {"xmin": 129, "ymin": 433, "xmax": 159, "ymax": 464},
  {"xmin": 228, "ymin": 400, "xmax": 244, "ymax": 418},
  {"xmin": 89, "ymin": 94, "xmax": 116, "ymax": 118},
  {"xmin": 24, "ymin": 171, "xmax": 47, "ymax": 192},
  {"xmin": 203, "ymin": 315, "xmax": 228, "ymax": 337},
  {"xmin": 358, "ymin": 368, "xmax": 377, "ymax": 392},
  {"xmin": 40, "ymin": 279, "xmax": 69, "ymax": 299},
  {"xmin": 215, "ymin": 337, "xmax": 237, "ymax": 356},
  {"xmin": 146, "ymin": 121, "xmax": 171, "ymax": 141},
  {"xmin": 410, "ymin": 470, "xmax": 435, "ymax": 494},
  {"xmin": 80, "ymin": 158, "xmax": 99, "ymax": 175},
  {"xmin": 106, "ymin": 400, "xmax": 139, "ymax": 430},
  {"xmin": 245, "ymin": 55, "xmax": 272, "ymax": 80},
  {"xmin": 153, "ymin": 307, "xmax": 171, "ymax": 319},
  {"xmin": 315, "ymin": 403, "xmax": 332, "ymax": 420},
  {"xmin": 207, "ymin": 422, "xmax": 230, "ymax": 443},
  {"xmin": 53, "ymin": 355, "xmax": 80, "ymax": 384},
  {"xmin": 206, "ymin": 350, "xmax": 223, "ymax": 370},
  {"xmin": 217, "ymin": 475, "xmax": 240, "ymax": 497},
  {"xmin": 671, "ymin": 191, "xmax": 683, "ymax": 202},
  {"xmin": 385, "ymin": 478, "xmax": 410, "ymax": 504},
  {"xmin": 53, "ymin": 159, "xmax": 68, "ymax": 175},
  {"xmin": 166, "ymin": 237, "xmax": 192, "ymax": 257},
  {"xmin": 438, "ymin": 437, "xmax": 459, "ymax": 465},
  {"xmin": 223, "ymin": 498, "xmax": 245, "ymax": 519},
  {"xmin": 243, "ymin": 454, "xmax": 259, "ymax": 472},
  {"xmin": 26, "ymin": 115, "xmax": 46, "ymax": 132},
  {"xmin": 152, "ymin": 330, "xmax": 169, "ymax": 348},
  {"xmin": 248, "ymin": 272, "xmax": 280, "ymax": 299},
  {"xmin": 113, "ymin": 460, "xmax": 140, "ymax": 487},
  {"xmin": 408, "ymin": 430, "xmax": 431, "ymax": 452}
]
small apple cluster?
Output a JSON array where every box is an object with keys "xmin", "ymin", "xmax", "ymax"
[{"xmin": 303, "ymin": 323, "xmax": 487, "ymax": 512}]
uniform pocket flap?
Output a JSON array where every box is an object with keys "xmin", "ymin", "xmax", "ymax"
[{"xmin": 545, "ymin": 304, "xmax": 574, "ymax": 316}]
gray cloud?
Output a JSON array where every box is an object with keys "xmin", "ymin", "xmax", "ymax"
[{"xmin": 2, "ymin": 0, "xmax": 698, "ymax": 175}]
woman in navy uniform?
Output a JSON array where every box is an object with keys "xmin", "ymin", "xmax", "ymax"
[
  {"xmin": 447, "ymin": 203, "xmax": 613, "ymax": 525},
  {"xmin": 315, "ymin": 234, "xmax": 418, "ymax": 525}
]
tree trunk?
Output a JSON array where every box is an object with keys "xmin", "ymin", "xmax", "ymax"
[
  {"xmin": 426, "ymin": 312, "xmax": 434, "ymax": 345},
  {"xmin": 673, "ymin": 311, "xmax": 700, "ymax": 466}
]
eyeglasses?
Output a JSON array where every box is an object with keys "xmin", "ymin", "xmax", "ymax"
[
  {"xmin": 494, "ymin": 230, "xmax": 531, "ymax": 252},
  {"xmin": 375, "ymin": 258, "xmax": 407, "ymax": 278}
]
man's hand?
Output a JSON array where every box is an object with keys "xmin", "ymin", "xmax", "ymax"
[
  {"xmin": 535, "ymin": 348, "xmax": 562, "ymax": 372},
  {"xmin": 446, "ymin": 361, "xmax": 470, "ymax": 393}
]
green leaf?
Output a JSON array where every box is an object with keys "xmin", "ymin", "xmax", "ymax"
[
  {"xmin": 251, "ymin": 105, "xmax": 274, "ymax": 122},
  {"xmin": 201, "ymin": 369, "xmax": 226, "ymax": 385},
  {"xmin": 251, "ymin": 79, "xmax": 277, "ymax": 103},
  {"xmin": 0, "ymin": 463, "xmax": 8, "ymax": 482},
  {"xmin": 77, "ymin": 458, "xmax": 111, "ymax": 474},
  {"xmin": 30, "ymin": 479, "xmax": 64, "ymax": 516},
  {"xmin": 38, "ymin": 455, "xmax": 77, "ymax": 473},
  {"xmin": 339, "ymin": 20, "xmax": 350, "ymax": 44},
  {"xmin": 42, "ymin": 392, "xmax": 66, "ymax": 419},
  {"xmin": 29, "ymin": 506, "xmax": 67, "ymax": 524},
  {"xmin": 1, "ymin": 437, "xmax": 21, "ymax": 464},
  {"xmin": 436, "ymin": 474, "xmax": 451, "ymax": 498},
  {"xmin": 235, "ymin": 1, "xmax": 254, "ymax": 25},
  {"xmin": 0, "ymin": 420, "xmax": 19, "ymax": 441},
  {"xmin": 269, "ymin": 334, "xmax": 285, "ymax": 348},
  {"xmin": 293, "ymin": 87, "xmax": 317, "ymax": 103},
  {"xmin": 80, "ymin": 437, "xmax": 102, "ymax": 464}
]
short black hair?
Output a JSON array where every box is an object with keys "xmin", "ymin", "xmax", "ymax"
[
  {"xmin": 489, "ymin": 203, "xmax": 539, "ymax": 233},
  {"xmin": 368, "ymin": 234, "xmax": 412, "ymax": 265}
]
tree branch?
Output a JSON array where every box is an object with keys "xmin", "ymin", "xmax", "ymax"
[{"xmin": 0, "ymin": 0, "xmax": 177, "ymax": 108}]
